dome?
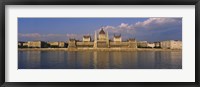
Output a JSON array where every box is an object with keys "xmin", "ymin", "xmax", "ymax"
[{"xmin": 99, "ymin": 28, "xmax": 105, "ymax": 34}]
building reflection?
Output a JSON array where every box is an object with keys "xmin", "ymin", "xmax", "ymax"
[
  {"xmin": 154, "ymin": 51, "xmax": 162, "ymax": 69},
  {"xmin": 96, "ymin": 52, "xmax": 110, "ymax": 69},
  {"xmin": 76, "ymin": 51, "xmax": 92, "ymax": 69},
  {"xmin": 66, "ymin": 51, "xmax": 77, "ymax": 69},
  {"xmin": 121, "ymin": 52, "xmax": 138, "ymax": 69},
  {"xmin": 170, "ymin": 51, "xmax": 182, "ymax": 68},
  {"xmin": 23, "ymin": 51, "xmax": 41, "ymax": 69},
  {"xmin": 159, "ymin": 51, "xmax": 182, "ymax": 69},
  {"xmin": 93, "ymin": 51, "xmax": 97, "ymax": 69},
  {"xmin": 137, "ymin": 51, "xmax": 155, "ymax": 69},
  {"xmin": 109, "ymin": 52, "xmax": 122, "ymax": 69},
  {"xmin": 40, "ymin": 51, "xmax": 66, "ymax": 69},
  {"xmin": 18, "ymin": 50, "xmax": 182, "ymax": 69}
]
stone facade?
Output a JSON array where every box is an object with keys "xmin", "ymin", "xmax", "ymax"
[
  {"xmin": 23, "ymin": 42, "xmax": 28, "ymax": 47},
  {"xmin": 98, "ymin": 29, "xmax": 107, "ymax": 41},
  {"xmin": 27, "ymin": 41, "xmax": 47, "ymax": 48},
  {"xmin": 68, "ymin": 39, "xmax": 76, "ymax": 48},
  {"xmin": 67, "ymin": 28, "xmax": 137, "ymax": 49},
  {"xmin": 58, "ymin": 42, "xmax": 66, "ymax": 48},
  {"xmin": 137, "ymin": 41, "xmax": 148, "ymax": 48},
  {"xmin": 160, "ymin": 40, "xmax": 182, "ymax": 49},
  {"xmin": 113, "ymin": 34, "xmax": 122, "ymax": 42},
  {"xmin": 110, "ymin": 42, "xmax": 129, "ymax": 48},
  {"xmin": 19, "ymin": 28, "xmax": 181, "ymax": 49},
  {"xmin": 83, "ymin": 35, "xmax": 91, "ymax": 42},
  {"xmin": 48, "ymin": 41, "xmax": 66, "ymax": 48},
  {"xmin": 154, "ymin": 42, "xmax": 161, "ymax": 48},
  {"xmin": 128, "ymin": 39, "xmax": 137, "ymax": 48},
  {"xmin": 76, "ymin": 42, "xmax": 94, "ymax": 47},
  {"xmin": 147, "ymin": 43, "xmax": 155, "ymax": 48},
  {"xmin": 18, "ymin": 42, "xmax": 23, "ymax": 47},
  {"xmin": 94, "ymin": 28, "xmax": 109, "ymax": 48}
]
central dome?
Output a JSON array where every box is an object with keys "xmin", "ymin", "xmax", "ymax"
[{"xmin": 99, "ymin": 28, "xmax": 105, "ymax": 34}]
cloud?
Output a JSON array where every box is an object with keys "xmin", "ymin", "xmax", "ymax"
[
  {"xmin": 97, "ymin": 18, "xmax": 182, "ymax": 42},
  {"xmin": 18, "ymin": 33, "xmax": 94, "ymax": 41},
  {"xmin": 19, "ymin": 33, "xmax": 41, "ymax": 38},
  {"xmin": 18, "ymin": 18, "xmax": 182, "ymax": 42},
  {"xmin": 103, "ymin": 23, "xmax": 133, "ymax": 34},
  {"xmin": 119, "ymin": 23, "xmax": 131, "ymax": 29},
  {"xmin": 46, "ymin": 34, "xmax": 65, "ymax": 37},
  {"xmin": 66, "ymin": 34, "xmax": 89, "ymax": 41},
  {"xmin": 134, "ymin": 18, "xmax": 181, "ymax": 30}
]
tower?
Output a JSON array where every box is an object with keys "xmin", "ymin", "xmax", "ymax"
[
  {"xmin": 95, "ymin": 27, "xmax": 110, "ymax": 48},
  {"xmin": 93, "ymin": 31, "xmax": 97, "ymax": 48},
  {"xmin": 106, "ymin": 31, "xmax": 109, "ymax": 47}
]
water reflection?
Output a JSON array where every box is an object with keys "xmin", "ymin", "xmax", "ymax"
[{"xmin": 18, "ymin": 50, "xmax": 182, "ymax": 69}]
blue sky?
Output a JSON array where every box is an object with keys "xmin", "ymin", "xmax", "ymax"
[{"xmin": 18, "ymin": 18, "xmax": 182, "ymax": 42}]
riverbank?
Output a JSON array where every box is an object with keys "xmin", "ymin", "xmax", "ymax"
[{"xmin": 18, "ymin": 48, "xmax": 182, "ymax": 51}]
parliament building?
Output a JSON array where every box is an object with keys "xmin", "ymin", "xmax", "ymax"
[
  {"xmin": 18, "ymin": 28, "xmax": 182, "ymax": 49},
  {"xmin": 68, "ymin": 28, "xmax": 137, "ymax": 48}
]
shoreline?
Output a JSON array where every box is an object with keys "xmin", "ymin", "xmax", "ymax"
[{"xmin": 18, "ymin": 48, "xmax": 182, "ymax": 51}]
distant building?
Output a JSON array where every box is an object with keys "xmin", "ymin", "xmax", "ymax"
[
  {"xmin": 18, "ymin": 41, "xmax": 26, "ymax": 48},
  {"xmin": 23, "ymin": 42, "xmax": 28, "ymax": 47},
  {"xmin": 48, "ymin": 42, "xmax": 59, "ymax": 47},
  {"xmin": 137, "ymin": 41, "xmax": 148, "ymax": 48},
  {"xmin": 48, "ymin": 41, "xmax": 66, "ymax": 48},
  {"xmin": 128, "ymin": 38, "xmax": 137, "ymax": 48},
  {"xmin": 154, "ymin": 42, "xmax": 161, "ymax": 48},
  {"xmin": 113, "ymin": 34, "xmax": 122, "ymax": 42},
  {"xmin": 147, "ymin": 43, "xmax": 155, "ymax": 48},
  {"xmin": 98, "ymin": 29, "xmax": 107, "ymax": 41},
  {"xmin": 58, "ymin": 42, "xmax": 66, "ymax": 48},
  {"xmin": 71, "ymin": 35, "xmax": 93, "ymax": 48},
  {"xmin": 18, "ymin": 41, "xmax": 28, "ymax": 48},
  {"xmin": 76, "ymin": 41, "xmax": 94, "ymax": 48},
  {"xmin": 94, "ymin": 28, "xmax": 109, "ymax": 48},
  {"xmin": 27, "ymin": 41, "xmax": 48, "ymax": 48},
  {"xmin": 160, "ymin": 40, "xmax": 182, "ymax": 49},
  {"xmin": 72, "ymin": 27, "xmax": 138, "ymax": 48},
  {"xmin": 19, "ymin": 27, "xmax": 183, "ymax": 50},
  {"xmin": 68, "ymin": 39, "xmax": 76, "ymax": 48},
  {"xmin": 110, "ymin": 34, "xmax": 125, "ymax": 48},
  {"xmin": 83, "ymin": 35, "xmax": 91, "ymax": 42}
]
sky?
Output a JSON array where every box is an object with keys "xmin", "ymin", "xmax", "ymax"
[{"xmin": 18, "ymin": 18, "xmax": 182, "ymax": 42}]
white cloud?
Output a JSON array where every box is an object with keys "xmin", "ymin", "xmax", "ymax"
[
  {"xmin": 96, "ymin": 18, "xmax": 182, "ymax": 41},
  {"xmin": 18, "ymin": 18, "xmax": 182, "ymax": 42},
  {"xmin": 19, "ymin": 33, "xmax": 41, "ymax": 38},
  {"xmin": 19, "ymin": 33, "xmax": 94, "ymax": 41},
  {"xmin": 134, "ymin": 18, "xmax": 181, "ymax": 29},
  {"xmin": 119, "ymin": 23, "xmax": 130, "ymax": 29}
]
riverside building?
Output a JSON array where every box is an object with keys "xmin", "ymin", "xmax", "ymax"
[
  {"xmin": 18, "ymin": 28, "xmax": 181, "ymax": 49},
  {"xmin": 160, "ymin": 40, "xmax": 182, "ymax": 49},
  {"xmin": 68, "ymin": 28, "xmax": 137, "ymax": 48}
]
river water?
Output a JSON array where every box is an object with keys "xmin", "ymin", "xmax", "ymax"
[{"xmin": 18, "ymin": 50, "xmax": 182, "ymax": 69}]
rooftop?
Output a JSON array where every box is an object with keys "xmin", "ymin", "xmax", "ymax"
[
  {"xmin": 83, "ymin": 35, "xmax": 91, "ymax": 38},
  {"xmin": 99, "ymin": 28, "xmax": 105, "ymax": 34},
  {"xmin": 114, "ymin": 34, "xmax": 121, "ymax": 38}
]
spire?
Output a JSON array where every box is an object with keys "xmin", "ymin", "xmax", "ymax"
[
  {"xmin": 106, "ymin": 31, "xmax": 109, "ymax": 47},
  {"xmin": 94, "ymin": 31, "xmax": 97, "ymax": 48},
  {"xmin": 107, "ymin": 31, "xmax": 109, "ymax": 40},
  {"xmin": 95, "ymin": 31, "xmax": 97, "ymax": 41}
]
